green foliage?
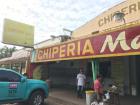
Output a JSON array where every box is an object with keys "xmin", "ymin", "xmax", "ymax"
[{"xmin": 0, "ymin": 46, "xmax": 17, "ymax": 59}]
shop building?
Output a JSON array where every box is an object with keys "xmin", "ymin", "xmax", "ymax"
[
  {"xmin": 0, "ymin": 48, "xmax": 31, "ymax": 74},
  {"xmin": 31, "ymin": 0, "xmax": 140, "ymax": 97},
  {"xmin": 29, "ymin": 35, "xmax": 71, "ymax": 79},
  {"xmin": 31, "ymin": 24, "xmax": 140, "ymax": 96}
]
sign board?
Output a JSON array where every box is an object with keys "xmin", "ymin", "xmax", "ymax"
[
  {"xmin": 72, "ymin": 0, "xmax": 140, "ymax": 38},
  {"xmin": 2, "ymin": 19, "xmax": 34, "ymax": 47},
  {"xmin": 31, "ymin": 25, "xmax": 140, "ymax": 62}
]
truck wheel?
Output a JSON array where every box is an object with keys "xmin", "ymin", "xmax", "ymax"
[{"xmin": 28, "ymin": 91, "xmax": 44, "ymax": 105}]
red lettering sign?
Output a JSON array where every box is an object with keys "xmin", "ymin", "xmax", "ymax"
[{"xmin": 32, "ymin": 25, "xmax": 140, "ymax": 62}]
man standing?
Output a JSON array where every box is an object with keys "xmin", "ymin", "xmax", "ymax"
[{"xmin": 77, "ymin": 68, "xmax": 86, "ymax": 98}]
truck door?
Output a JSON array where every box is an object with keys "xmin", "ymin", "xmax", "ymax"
[{"xmin": 0, "ymin": 70, "xmax": 26, "ymax": 101}]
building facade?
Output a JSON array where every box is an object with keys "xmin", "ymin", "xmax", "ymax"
[
  {"xmin": 31, "ymin": 0, "xmax": 140, "ymax": 96},
  {"xmin": 0, "ymin": 48, "xmax": 31, "ymax": 74}
]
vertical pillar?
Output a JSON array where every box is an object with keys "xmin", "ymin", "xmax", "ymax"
[
  {"xmin": 91, "ymin": 59, "xmax": 99, "ymax": 81},
  {"xmin": 10, "ymin": 64, "xmax": 12, "ymax": 69},
  {"xmin": 25, "ymin": 60, "xmax": 28, "ymax": 73},
  {"xmin": 20, "ymin": 63, "xmax": 22, "ymax": 74}
]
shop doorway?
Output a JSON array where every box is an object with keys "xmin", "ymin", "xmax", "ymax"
[
  {"xmin": 86, "ymin": 62, "xmax": 93, "ymax": 89},
  {"xmin": 86, "ymin": 60, "xmax": 112, "ymax": 89},
  {"xmin": 48, "ymin": 60, "xmax": 81, "ymax": 90},
  {"xmin": 99, "ymin": 61, "xmax": 112, "ymax": 90},
  {"xmin": 99, "ymin": 61, "xmax": 111, "ymax": 78}
]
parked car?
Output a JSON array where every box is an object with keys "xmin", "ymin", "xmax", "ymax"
[{"xmin": 0, "ymin": 68, "xmax": 49, "ymax": 105}]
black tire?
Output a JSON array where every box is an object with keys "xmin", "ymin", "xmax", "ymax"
[{"xmin": 28, "ymin": 91, "xmax": 44, "ymax": 105}]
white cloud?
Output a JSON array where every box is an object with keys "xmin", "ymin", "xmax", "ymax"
[{"xmin": 0, "ymin": 0, "xmax": 123, "ymax": 47}]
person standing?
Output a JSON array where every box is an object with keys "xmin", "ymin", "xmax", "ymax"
[
  {"xmin": 94, "ymin": 74, "xmax": 103, "ymax": 102},
  {"xmin": 76, "ymin": 68, "xmax": 86, "ymax": 98}
]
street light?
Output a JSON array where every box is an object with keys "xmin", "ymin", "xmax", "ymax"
[{"xmin": 113, "ymin": 12, "xmax": 125, "ymax": 23}]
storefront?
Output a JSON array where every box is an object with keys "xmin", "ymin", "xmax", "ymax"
[
  {"xmin": 94, "ymin": 56, "xmax": 140, "ymax": 96},
  {"xmin": 31, "ymin": 24, "xmax": 140, "ymax": 96},
  {"xmin": 0, "ymin": 48, "xmax": 31, "ymax": 74}
]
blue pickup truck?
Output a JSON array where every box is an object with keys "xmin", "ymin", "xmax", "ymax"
[{"xmin": 0, "ymin": 68, "xmax": 49, "ymax": 105}]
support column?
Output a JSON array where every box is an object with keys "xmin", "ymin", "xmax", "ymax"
[
  {"xmin": 20, "ymin": 63, "xmax": 22, "ymax": 74},
  {"xmin": 91, "ymin": 59, "xmax": 99, "ymax": 81},
  {"xmin": 25, "ymin": 60, "xmax": 28, "ymax": 73}
]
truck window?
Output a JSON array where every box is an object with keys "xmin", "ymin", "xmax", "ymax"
[{"xmin": 0, "ymin": 70, "xmax": 21, "ymax": 82}]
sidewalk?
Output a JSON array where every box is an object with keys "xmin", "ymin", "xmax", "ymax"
[
  {"xmin": 46, "ymin": 88, "xmax": 85, "ymax": 105},
  {"xmin": 120, "ymin": 96, "xmax": 140, "ymax": 105},
  {"xmin": 46, "ymin": 88, "xmax": 140, "ymax": 105}
]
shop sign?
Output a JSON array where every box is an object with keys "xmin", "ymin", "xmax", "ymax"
[
  {"xmin": 98, "ymin": 1, "xmax": 140, "ymax": 27},
  {"xmin": 72, "ymin": 0, "xmax": 140, "ymax": 38},
  {"xmin": 32, "ymin": 25, "xmax": 140, "ymax": 62},
  {"xmin": 2, "ymin": 19, "xmax": 34, "ymax": 47}
]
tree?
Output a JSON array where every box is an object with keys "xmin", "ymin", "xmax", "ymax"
[{"xmin": 0, "ymin": 46, "xmax": 17, "ymax": 59}]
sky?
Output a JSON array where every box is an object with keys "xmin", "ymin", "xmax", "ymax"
[{"xmin": 0, "ymin": 0, "xmax": 123, "ymax": 47}]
